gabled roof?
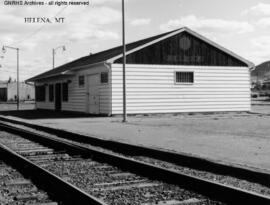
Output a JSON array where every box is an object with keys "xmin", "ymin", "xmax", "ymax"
[{"xmin": 27, "ymin": 27, "xmax": 254, "ymax": 82}]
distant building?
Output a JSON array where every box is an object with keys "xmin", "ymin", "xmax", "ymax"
[
  {"xmin": 0, "ymin": 81, "xmax": 35, "ymax": 102},
  {"xmin": 27, "ymin": 27, "xmax": 253, "ymax": 115}
]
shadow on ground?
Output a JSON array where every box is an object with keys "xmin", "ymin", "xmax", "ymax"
[{"xmin": 0, "ymin": 110, "xmax": 105, "ymax": 119}]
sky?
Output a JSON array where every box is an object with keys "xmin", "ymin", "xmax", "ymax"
[{"xmin": 0, "ymin": 0, "xmax": 270, "ymax": 81}]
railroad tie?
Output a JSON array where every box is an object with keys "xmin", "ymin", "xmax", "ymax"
[{"xmin": 141, "ymin": 198, "xmax": 206, "ymax": 205}]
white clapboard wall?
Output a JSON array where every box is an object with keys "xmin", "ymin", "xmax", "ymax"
[{"xmin": 111, "ymin": 64, "xmax": 250, "ymax": 114}]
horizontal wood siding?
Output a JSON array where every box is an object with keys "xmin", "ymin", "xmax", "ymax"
[
  {"xmin": 71, "ymin": 64, "xmax": 111, "ymax": 114},
  {"xmin": 61, "ymin": 75, "xmax": 86, "ymax": 112},
  {"xmin": 99, "ymin": 84, "xmax": 111, "ymax": 114},
  {"xmin": 111, "ymin": 64, "xmax": 250, "ymax": 114},
  {"xmin": 35, "ymin": 63, "xmax": 111, "ymax": 114}
]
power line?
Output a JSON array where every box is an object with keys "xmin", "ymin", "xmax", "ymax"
[
  {"xmin": 8, "ymin": 5, "xmax": 69, "ymax": 47},
  {"xmin": 0, "ymin": 65, "xmax": 30, "ymax": 74},
  {"xmin": 0, "ymin": 69, "xmax": 16, "ymax": 73},
  {"xmin": 0, "ymin": 69, "xmax": 28, "ymax": 74}
]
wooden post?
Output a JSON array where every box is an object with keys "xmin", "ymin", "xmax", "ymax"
[{"xmin": 122, "ymin": 0, "xmax": 127, "ymax": 122}]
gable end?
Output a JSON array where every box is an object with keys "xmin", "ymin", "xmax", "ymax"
[{"xmin": 115, "ymin": 31, "xmax": 248, "ymax": 67}]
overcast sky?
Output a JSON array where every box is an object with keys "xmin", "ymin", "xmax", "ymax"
[{"xmin": 0, "ymin": 0, "xmax": 270, "ymax": 81}]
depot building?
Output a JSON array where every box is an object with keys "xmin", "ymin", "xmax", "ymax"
[{"xmin": 26, "ymin": 27, "xmax": 254, "ymax": 115}]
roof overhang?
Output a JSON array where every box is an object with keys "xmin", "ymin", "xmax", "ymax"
[
  {"xmin": 26, "ymin": 61, "xmax": 108, "ymax": 83},
  {"xmin": 26, "ymin": 70, "xmax": 76, "ymax": 83}
]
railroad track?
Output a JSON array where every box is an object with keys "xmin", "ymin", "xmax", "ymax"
[
  {"xmin": 0, "ymin": 159, "xmax": 57, "ymax": 205},
  {"xmin": 0, "ymin": 142, "xmax": 103, "ymax": 205},
  {"xmin": 0, "ymin": 123, "xmax": 223, "ymax": 205},
  {"xmin": 0, "ymin": 116, "xmax": 269, "ymax": 187},
  {"xmin": 0, "ymin": 121, "xmax": 269, "ymax": 204},
  {"xmin": 0, "ymin": 133, "xmax": 107, "ymax": 205},
  {"xmin": 0, "ymin": 117, "xmax": 269, "ymax": 190}
]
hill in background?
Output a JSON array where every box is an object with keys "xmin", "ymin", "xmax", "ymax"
[{"xmin": 251, "ymin": 61, "xmax": 270, "ymax": 83}]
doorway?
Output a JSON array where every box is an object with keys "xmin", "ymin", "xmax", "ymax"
[
  {"xmin": 87, "ymin": 74, "xmax": 100, "ymax": 114},
  {"xmin": 55, "ymin": 83, "xmax": 61, "ymax": 111}
]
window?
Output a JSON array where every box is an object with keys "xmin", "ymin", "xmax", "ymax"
[
  {"xmin": 101, "ymin": 72, "xmax": 109, "ymax": 84},
  {"xmin": 78, "ymin": 76, "xmax": 85, "ymax": 87},
  {"xmin": 62, "ymin": 83, "xmax": 68, "ymax": 102},
  {"xmin": 175, "ymin": 72, "xmax": 194, "ymax": 84},
  {"xmin": 36, "ymin": 85, "xmax": 46, "ymax": 102},
  {"xmin": 49, "ymin": 84, "xmax": 54, "ymax": 102}
]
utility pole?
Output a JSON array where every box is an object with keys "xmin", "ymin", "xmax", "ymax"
[
  {"xmin": 52, "ymin": 45, "xmax": 66, "ymax": 69},
  {"xmin": 17, "ymin": 48, "xmax": 19, "ymax": 111},
  {"xmin": 52, "ymin": 49, "xmax": 55, "ymax": 69},
  {"xmin": 122, "ymin": 0, "xmax": 127, "ymax": 122},
  {"xmin": 2, "ymin": 46, "xmax": 20, "ymax": 110}
]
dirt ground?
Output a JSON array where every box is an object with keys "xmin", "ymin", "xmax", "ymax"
[
  {"xmin": 0, "ymin": 102, "xmax": 35, "ymax": 111},
  {"xmin": 252, "ymin": 105, "xmax": 270, "ymax": 114},
  {"xmin": 0, "ymin": 102, "xmax": 270, "ymax": 172}
]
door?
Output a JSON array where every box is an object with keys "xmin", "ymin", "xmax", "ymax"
[
  {"xmin": 88, "ymin": 74, "xmax": 100, "ymax": 114},
  {"xmin": 0, "ymin": 88, "xmax": 7, "ymax": 101},
  {"xmin": 55, "ymin": 83, "xmax": 62, "ymax": 111}
]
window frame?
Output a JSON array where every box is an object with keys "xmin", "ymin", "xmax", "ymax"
[
  {"xmin": 174, "ymin": 71, "xmax": 194, "ymax": 85},
  {"xmin": 100, "ymin": 72, "xmax": 109, "ymax": 84},
  {"xmin": 78, "ymin": 75, "xmax": 85, "ymax": 87}
]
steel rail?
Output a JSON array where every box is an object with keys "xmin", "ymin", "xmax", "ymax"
[
  {"xmin": 0, "ymin": 122, "xmax": 270, "ymax": 204},
  {"xmin": 0, "ymin": 129, "xmax": 107, "ymax": 205},
  {"xmin": 0, "ymin": 116, "xmax": 269, "ymax": 187}
]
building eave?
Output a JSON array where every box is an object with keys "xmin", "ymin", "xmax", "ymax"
[
  {"xmin": 26, "ymin": 71, "xmax": 76, "ymax": 83},
  {"xmin": 184, "ymin": 28, "xmax": 254, "ymax": 68},
  {"xmin": 26, "ymin": 61, "xmax": 107, "ymax": 83}
]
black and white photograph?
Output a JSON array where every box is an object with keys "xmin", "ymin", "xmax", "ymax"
[{"xmin": 0, "ymin": 0, "xmax": 270, "ymax": 204}]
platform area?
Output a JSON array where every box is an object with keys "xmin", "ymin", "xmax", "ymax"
[{"xmin": 0, "ymin": 104, "xmax": 270, "ymax": 173}]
